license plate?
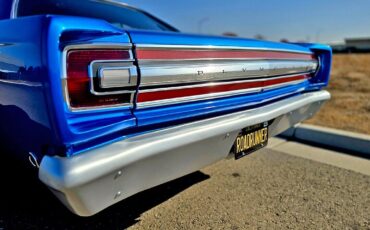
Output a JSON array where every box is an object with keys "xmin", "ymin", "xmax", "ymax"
[{"xmin": 232, "ymin": 121, "xmax": 269, "ymax": 159}]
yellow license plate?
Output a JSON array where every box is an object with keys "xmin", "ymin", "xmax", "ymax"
[{"xmin": 232, "ymin": 122, "xmax": 269, "ymax": 159}]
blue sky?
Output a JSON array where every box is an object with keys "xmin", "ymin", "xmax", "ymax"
[{"xmin": 122, "ymin": 0, "xmax": 370, "ymax": 44}]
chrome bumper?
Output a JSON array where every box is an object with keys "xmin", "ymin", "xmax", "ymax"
[{"xmin": 39, "ymin": 90, "xmax": 330, "ymax": 216}]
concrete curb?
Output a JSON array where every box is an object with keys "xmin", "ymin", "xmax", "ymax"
[{"xmin": 280, "ymin": 124, "xmax": 370, "ymax": 155}]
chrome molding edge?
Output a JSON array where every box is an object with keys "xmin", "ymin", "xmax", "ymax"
[
  {"xmin": 10, "ymin": 0, "xmax": 19, "ymax": 18},
  {"xmin": 61, "ymin": 43, "xmax": 135, "ymax": 112},
  {"xmin": 137, "ymin": 77, "xmax": 307, "ymax": 108},
  {"xmin": 138, "ymin": 87, "xmax": 263, "ymax": 108},
  {"xmin": 263, "ymin": 79, "xmax": 306, "ymax": 90},
  {"xmin": 39, "ymin": 90, "xmax": 330, "ymax": 216},
  {"xmin": 139, "ymin": 73, "xmax": 307, "ymax": 92},
  {"xmin": 135, "ymin": 44, "xmax": 314, "ymax": 54},
  {"xmin": 136, "ymin": 74, "xmax": 307, "ymax": 109},
  {"xmin": 94, "ymin": 0, "xmax": 134, "ymax": 9},
  {"xmin": 139, "ymin": 59, "xmax": 318, "ymax": 87}
]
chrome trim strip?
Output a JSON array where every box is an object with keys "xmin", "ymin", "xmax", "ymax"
[
  {"xmin": 138, "ymin": 58, "xmax": 313, "ymax": 63},
  {"xmin": 0, "ymin": 79, "xmax": 43, "ymax": 87},
  {"xmin": 10, "ymin": 0, "xmax": 19, "ymax": 19},
  {"xmin": 88, "ymin": 59, "xmax": 135, "ymax": 65},
  {"xmin": 139, "ymin": 59, "xmax": 317, "ymax": 87},
  {"xmin": 62, "ymin": 43, "xmax": 133, "ymax": 58},
  {"xmin": 135, "ymin": 44, "xmax": 314, "ymax": 54},
  {"xmin": 139, "ymin": 73, "xmax": 307, "ymax": 92},
  {"xmin": 137, "ymin": 87, "xmax": 262, "ymax": 108},
  {"xmin": 263, "ymin": 79, "xmax": 307, "ymax": 90},
  {"xmin": 39, "ymin": 90, "xmax": 330, "ymax": 216},
  {"xmin": 93, "ymin": 0, "xmax": 136, "ymax": 9},
  {"xmin": 61, "ymin": 43, "xmax": 135, "ymax": 112},
  {"xmin": 137, "ymin": 78, "xmax": 307, "ymax": 108}
]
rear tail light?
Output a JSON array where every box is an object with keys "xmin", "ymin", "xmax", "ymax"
[{"xmin": 64, "ymin": 47, "xmax": 137, "ymax": 110}]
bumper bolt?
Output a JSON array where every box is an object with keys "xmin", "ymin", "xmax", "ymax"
[
  {"xmin": 115, "ymin": 170, "xmax": 123, "ymax": 179},
  {"xmin": 115, "ymin": 191, "xmax": 122, "ymax": 199}
]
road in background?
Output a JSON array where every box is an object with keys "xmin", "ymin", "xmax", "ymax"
[{"xmin": 0, "ymin": 138, "xmax": 369, "ymax": 229}]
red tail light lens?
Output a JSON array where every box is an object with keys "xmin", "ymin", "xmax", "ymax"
[{"xmin": 65, "ymin": 49, "xmax": 133, "ymax": 110}]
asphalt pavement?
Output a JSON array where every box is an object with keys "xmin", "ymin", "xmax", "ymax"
[{"xmin": 0, "ymin": 138, "xmax": 369, "ymax": 229}]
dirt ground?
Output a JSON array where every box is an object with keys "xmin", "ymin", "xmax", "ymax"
[{"xmin": 305, "ymin": 54, "xmax": 370, "ymax": 134}]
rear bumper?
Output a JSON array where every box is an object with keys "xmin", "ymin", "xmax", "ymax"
[{"xmin": 39, "ymin": 90, "xmax": 330, "ymax": 216}]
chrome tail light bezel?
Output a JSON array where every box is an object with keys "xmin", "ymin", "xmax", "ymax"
[{"xmin": 62, "ymin": 43, "xmax": 137, "ymax": 112}]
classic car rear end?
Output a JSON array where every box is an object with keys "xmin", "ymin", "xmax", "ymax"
[{"xmin": 0, "ymin": 0, "xmax": 331, "ymax": 216}]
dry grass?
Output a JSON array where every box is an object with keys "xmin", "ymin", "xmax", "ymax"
[{"xmin": 305, "ymin": 54, "xmax": 370, "ymax": 134}]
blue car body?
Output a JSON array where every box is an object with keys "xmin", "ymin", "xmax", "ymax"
[{"xmin": 0, "ymin": 0, "xmax": 331, "ymax": 216}]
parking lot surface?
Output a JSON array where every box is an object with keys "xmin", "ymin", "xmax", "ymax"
[{"xmin": 0, "ymin": 139, "xmax": 369, "ymax": 229}]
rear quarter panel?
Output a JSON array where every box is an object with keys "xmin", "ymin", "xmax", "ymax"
[
  {"xmin": 0, "ymin": 16, "xmax": 54, "ymax": 158},
  {"xmin": 44, "ymin": 15, "xmax": 137, "ymax": 156}
]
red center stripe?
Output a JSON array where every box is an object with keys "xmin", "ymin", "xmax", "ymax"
[
  {"xmin": 137, "ymin": 75, "xmax": 308, "ymax": 103},
  {"xmin": 136, "ymin": 49, "xmax": 314, "ymax": 60}
]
